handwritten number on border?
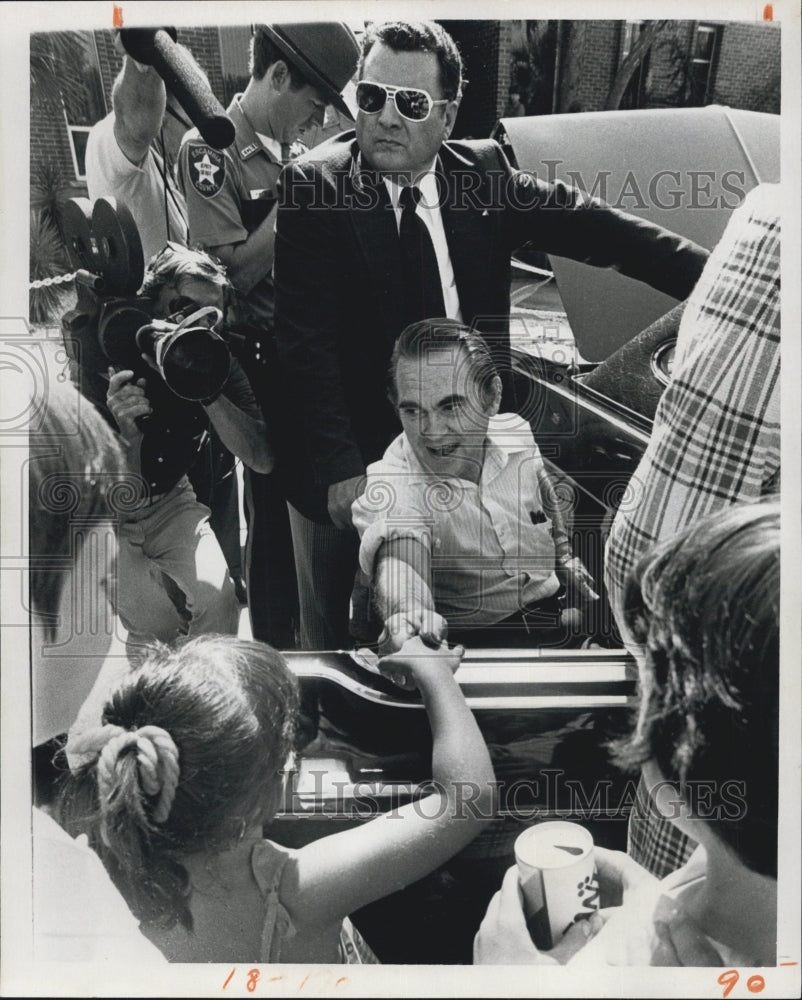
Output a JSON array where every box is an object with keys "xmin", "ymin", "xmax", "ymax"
[{"xmin": 718, "ymin": 970, "xmax": 766, "ymax": 998}]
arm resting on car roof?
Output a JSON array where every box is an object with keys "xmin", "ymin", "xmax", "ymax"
[{"xmin": 492, "ymin": 140, "xmax": 710, "ymax": 300}]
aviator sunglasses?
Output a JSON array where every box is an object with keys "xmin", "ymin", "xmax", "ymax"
[{"xmin": 355, "ymin": 81, "xmax": 450, "ymax": 123}]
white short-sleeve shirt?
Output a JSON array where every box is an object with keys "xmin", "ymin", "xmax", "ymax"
[{"xmin": 352, "ymin": 414, "xmax": 561, "ymax": 626}]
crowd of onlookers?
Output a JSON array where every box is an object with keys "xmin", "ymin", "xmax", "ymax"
[{"xmin": 26, "ymin": 18, "xmax": 781, "ymax": 971}]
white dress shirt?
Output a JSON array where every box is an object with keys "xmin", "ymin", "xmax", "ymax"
[
  {"xmin": 33, "ymin": 807, "xmax": 166, "ymax": 963},
  {"xmin": 255, "ymin": 131, "xmax": 283, "ymax": 163},
  {"xmin": 352, "ymin": 414, "xmax": 566, "ymax": 625},
  {"xmin": 384, "ymin": 166, "xmax": 463, "ymax": 321}
]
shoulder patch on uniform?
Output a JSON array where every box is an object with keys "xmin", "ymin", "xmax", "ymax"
[{"xmin": 187, "ymin": 144, "xmax": 225, "ymax": 198}]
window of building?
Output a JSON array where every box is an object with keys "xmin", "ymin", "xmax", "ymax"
[
  {"xmin": 65, "ymin": 123, "xmax": 92, "ymax": 180},
  {"xmin": 620, "ymin": 21, "xmax": 642, "ymax": 62},
  {"xmin": 689, "ymin": 23, "xmax": 721, "ymax": 104}
]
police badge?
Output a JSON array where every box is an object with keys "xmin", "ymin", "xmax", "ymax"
[{"xmin": 187, "ymin": 143, "xmax": 225, "ymax": 198}]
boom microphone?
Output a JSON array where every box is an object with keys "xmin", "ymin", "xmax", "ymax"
[{"xmin": 119, "ymin": 27, "xmax": 235, "ymax": 150}]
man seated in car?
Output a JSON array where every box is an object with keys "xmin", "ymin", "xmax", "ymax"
[{"xmin": 351, "ymin": 319, "xmax": 598, "ymax": 655}]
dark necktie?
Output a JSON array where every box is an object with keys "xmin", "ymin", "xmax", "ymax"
[{"xmin": 399, "ymin": 185, "xmax": 447, "ymax": 326}]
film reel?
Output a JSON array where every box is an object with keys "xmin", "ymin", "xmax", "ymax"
[{"xmin": 61, "ymin": 197, "xmax": 144, "ymax": 297}]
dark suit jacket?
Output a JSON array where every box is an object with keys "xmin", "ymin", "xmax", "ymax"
[{"xmin": 273, "ymin": 133, "xmax": 708, "ymax": 522}]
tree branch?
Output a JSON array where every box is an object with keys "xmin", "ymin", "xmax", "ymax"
[{"xmin": 605, "ymin": 20, "xmax": 667, "ymax": 110}]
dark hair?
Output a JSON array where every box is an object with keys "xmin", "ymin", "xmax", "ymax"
[
  {"xmin": 29, "ymin": 378, "xmax": 126, "ymax": 636},
  {"xmin": 250, "ymin": 26, "xmax": 308, "ymax": 87},
  {"xmin": 358, "ymin": 21, "xmax": 463, "ymax": 102},
  {"xmin": 140, "ymin": 243, "xmax": 229, "ymax": 296},
  {"xmin": 613, "ymin": 499, "xmax": 780, "ymax": 878},
  {"xmin": 139, "ymin": 243, "xmax": 232, "ymax": 318},
  {"xmin": 388, "ymin": 319, "xmax": 499, "ymax": 412},
  {"xmin": 58, "ymin": 636, "xmax": 299, "ymax": 930}
]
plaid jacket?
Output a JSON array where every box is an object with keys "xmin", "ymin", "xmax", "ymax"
[{"xmin": 604, "ymin": 183, "xmax": 781, "ymax": 877}]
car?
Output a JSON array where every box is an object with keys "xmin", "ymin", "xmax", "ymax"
[
  {"xmin": 264, "ymin": 105, "xmax": 780, "ymax": 963},
  {"xmin": 45, "ymin": 103, "xmax": 779, "ymax": 965}
]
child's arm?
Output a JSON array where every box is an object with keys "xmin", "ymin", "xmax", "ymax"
[{"xmin": 279, "ymin": 637, "xmax": 495, "ymax": 932}]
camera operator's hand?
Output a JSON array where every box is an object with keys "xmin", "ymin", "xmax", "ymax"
[{"xmin": 107, "ymin": 368, "xmax": 152, "ymax": 445}]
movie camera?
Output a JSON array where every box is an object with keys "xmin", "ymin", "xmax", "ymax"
[
  {"xmin": 59, "ymin": 25, "xmax": 237, "ymax": 404},
  {"xmin": 61, "ymin": 197, "xmax": 231, "ymax": 404}
]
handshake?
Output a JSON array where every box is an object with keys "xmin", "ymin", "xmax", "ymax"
[
  {"xmin": 378, "ymin": 609, "xmax": 450, "ymax": 658},
  {"xmin": 375, "ymin": 633, "xmax": 465, "ymax": 692}
]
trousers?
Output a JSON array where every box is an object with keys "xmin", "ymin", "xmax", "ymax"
[
  {"xmin": 117, "ymin": 477, "xmax": 240, "ymax": 660},
  {"xmin": 243, "ymin": 468, "xmax": 299, "ymax": 649},
  {"xmin": 287, "ymin": 503, "xmax": 359, "ymax": 651},
  {"xmin": 187, "ymin": 428, "xmax": 243, "ymax": 583}
]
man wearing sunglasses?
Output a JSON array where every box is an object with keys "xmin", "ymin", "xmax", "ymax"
[
  {"xmin": 177, "ymin": 22, "xmax": 359, "ymax": 649},
  {"xmin": 274, "ymin": 19, "xmax": 709, "ymax": 651}
]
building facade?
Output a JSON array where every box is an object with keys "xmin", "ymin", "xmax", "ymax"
[
  {"xmin": 31, "ymin": 25, "xmax": 250, "ymax": 200},
  {"xmin": 30, "ymin": 19, "xmax": 781, "ymax": 209},
  {"xmin": 511, "ymin": 19, "xmax": 780, "ymax": 118}
]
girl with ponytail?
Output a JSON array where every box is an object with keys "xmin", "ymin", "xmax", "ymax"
[{"xmin": 59, "ymin": 634, "xmax": 494, "ymax": 962}]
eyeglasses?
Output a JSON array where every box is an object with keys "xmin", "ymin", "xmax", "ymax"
[{"xmin": 355, "ymin": 81, "xmax": 449, "ymax": 123}]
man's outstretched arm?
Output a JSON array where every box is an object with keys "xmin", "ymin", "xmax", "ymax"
[
  {"xmin": 489, "ymin": 141, "xmax": 710, "ymax": 300},
  {"xmin": 372, "ymin": 537, "xmax": 447, "ymax": 653}
]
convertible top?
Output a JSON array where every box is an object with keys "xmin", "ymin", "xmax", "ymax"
[{"xmin": 500, "ymin": 105, "xmax": 780, "ymax": 361}]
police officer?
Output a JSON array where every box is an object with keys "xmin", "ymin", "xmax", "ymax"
[{"xmin": 177, "ymin": 23, "xmax": 359, "ymax": 648}]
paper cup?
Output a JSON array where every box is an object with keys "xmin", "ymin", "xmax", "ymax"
[{"xmin": 514, "ymin": 821, "xmax": 599, "ymax": 950}]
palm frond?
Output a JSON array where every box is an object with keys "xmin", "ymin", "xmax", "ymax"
[
  {"xmin": 29, "ymin": 209, "xmax": 69, "ymax": 324},
  {"xmin": 30, "ymin": 31, "xmax": 94, "ymax": 112},
  {"xmin": 31, "ymin": 160, "xmax": 70, "ymax": 237}
]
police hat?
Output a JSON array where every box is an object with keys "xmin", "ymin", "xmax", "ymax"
[{"xmin": 258, "ymin": 22, "xmax": 359, "ymax": 119}]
